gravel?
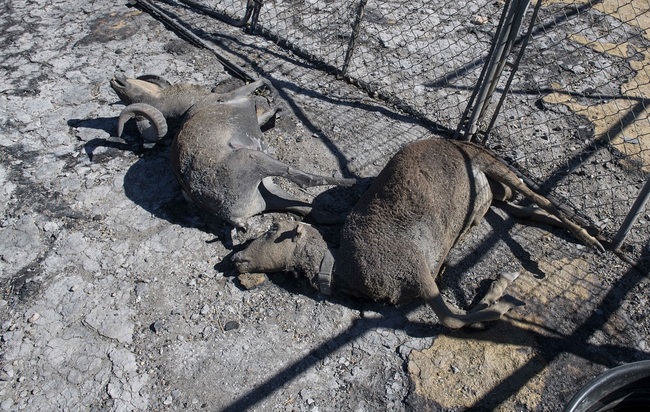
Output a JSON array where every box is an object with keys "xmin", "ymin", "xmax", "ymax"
[{"xmin": 0, "ymin": 1, "xmax": 647, "ymax": 411}]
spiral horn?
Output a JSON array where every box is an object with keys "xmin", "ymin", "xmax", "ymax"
[{"xmin": 117, "ymin": 103, "xmax": 168, "ymax": 142}]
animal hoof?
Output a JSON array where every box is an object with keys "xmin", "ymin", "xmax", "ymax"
[
  {"xmin": 499, "ymin": 271, "xmax": 520, "ymax": 283},
  {"xmin": 490, "ymin": 295, "xmax": 525, "ymax": 317},
  {"xmin": 592, "ymin": 239, "xmax": 606, "ymax": 254},
  {"xmin": 497, "ymin": 295, "xmax": 526, "ymax": 309},
  {"xmin": 472, "ymin": 272, "xmax": 520, "ymax": 311}
]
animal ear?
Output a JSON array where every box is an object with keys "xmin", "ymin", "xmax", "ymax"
[
  {"xmin": 136, "ymin": 74, "xmax": 171, "ymax": 88},
  {"xmin": 293, "ymin": 224, "xmax": 305, "ymax": 241},
  {"xmin": 264, "ymin": 223, "xmax": 280, "ymax": 239}
]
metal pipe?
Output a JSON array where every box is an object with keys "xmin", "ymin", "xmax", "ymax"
[
  {"xmin": 476, "ymin": 0, "xmax": 531, "ymax": 126},
  {"xmin": 611, "ymin": 177, "xmax": 650, "ymax": 250},
  {"xmin": 483, "ymin": 0, "xmax": 542, "ymax": 142},
  {"xmin": 341, "ymin": 0, "xmax": 369, "ymax": 76},
  {"xmin": 466, "ymin": 3, "xmax": 517, "ymax": 136},
  {"xmin": 455, "ymin": 0, "xmax": 513, "ymax": 140},
  {"xmin": 128, "ymin": 0, "xmax": 255, "ymax": 82},
  {"xmin": 248, "ymin": 0, "xmax": 264, "ymax": 33},
  {"xmin": 466, "ymin": 0, "xmax": 530, "ymax": 138}
]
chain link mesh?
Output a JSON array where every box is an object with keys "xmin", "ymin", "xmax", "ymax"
[{"xmin": 147, "ymin": 0, "xmax": 649, "ymax": 255}]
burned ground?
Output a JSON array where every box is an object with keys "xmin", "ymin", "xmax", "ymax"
[{"xmin": 0, "ymin": 1, "xmax": 648, "ymax": 411}]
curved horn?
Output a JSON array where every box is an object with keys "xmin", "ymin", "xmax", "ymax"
[
  {"xmin": 117, "ymin": 103, "xmax": 168, "ymax": 141},
  {"xmin": 136, "ymin": 74, "xmax": 172, "ymax": 88}
]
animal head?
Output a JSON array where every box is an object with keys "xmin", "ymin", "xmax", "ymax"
[
  {"xmin": 110, "ymin": 74, "xmax": 170, "ymax": 107},
  {"xmin": 110, "ymin": 74, "xmax": 208, "ymax": 143},
  {"xmin": 232, "ymin": 221, "xmax": 308, "ymax": 274}
]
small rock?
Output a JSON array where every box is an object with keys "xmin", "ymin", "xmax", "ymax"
[
  {"xmin": 42, "ymin": 221, "xmax": 59, "ymax": 232},
  {"xmin": 237, "ymin": 273, "xmax": 268, "ymax": 289},
  {"xmin": 200, "ymin": 305, "xmax": 210, "ymax": 316},
  {"xmin": 69, "ymin": 285, "xmax": 79, "ymax": 292},
  {"xmin": 135, "ymin": 282, "xmax": 149, "ymax": 297},
  {"xmin": 27, "ymin": 313, "xmax": 40, "ymax": 324},
  {"xmin": 1, "ymin": 332, "xmax": 15, "ymax": 343},
  {"xmin": 223, "ymin": 321, "xmax": 239, "ymax": 331},
  {"xmin": 360, "ymin": 310, "xmax": 382, "ymax": 319},
  {"xmin": 1, "ymin": 398, "xmax": 13, "ymax": 411},
  {"xmin": 201, "ymin": 271, "xmax": 216, "ymax": 279},
  {"xmin": 3, "ymin": 365, "xmax": 14, "ymax": 378},
  {"xmin": 163, "ymin": 395, "xmax": 173, "ymax": 405},
  {"xmin": 150, "ymin": 320, "xmax": 164, "ymax": 333},
  {"xmin": 471, "ymin": 15, "xmax": 488, "ymax": 25}
]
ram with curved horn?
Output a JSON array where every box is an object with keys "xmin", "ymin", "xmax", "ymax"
[{"xmin": 110, "ymin": 74, "xmax": 356, "ymax": 228}]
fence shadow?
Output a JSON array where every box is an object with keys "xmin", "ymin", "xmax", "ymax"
[
  {"xmin": 125, "ymin": 1, "xmax": 648, "ymax": 410},
  {"xmin": 215, "ymin": 258, "xmax": 649, "ymax": 411}
]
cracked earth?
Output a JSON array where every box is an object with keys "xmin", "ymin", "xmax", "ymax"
[{"xmin": 0, "ymin": 1, "xmax": 648, "ymax": 411}]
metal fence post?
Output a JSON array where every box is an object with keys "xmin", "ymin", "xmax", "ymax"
[
  {"xmin": 611, "ymin": 177, "xmax": 650, "ymax": 251},
  {"xmin": 249, "ymin": 0, "xmax": 264, "ymax": 33},
  {"xmin": 455, "ymin": 0, "xmax": 532, "ymax": 141},
  {"xmin": 341, "ymin": 0, "xmax": 369, "ymax": 76}
]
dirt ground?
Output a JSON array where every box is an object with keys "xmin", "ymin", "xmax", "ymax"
[{"xmin": 0, "ymin": 1, "xmax": 648, "ymax": 411}]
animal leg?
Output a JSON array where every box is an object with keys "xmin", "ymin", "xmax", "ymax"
[
  {"xmin": 489, "ymin": 174, "xmax": 568, "ymax": 228},
  {"xmin": 257, "ymin": 106, "xmax": 281, "ymax": 127},
  {"xmin": 469, "ymin": 272, "xmax": 520, "ymax": 313},
  {"xmin": 227, "ymin": 78, "xmax": 273, "ymax": 99},
  {"xmin": 503, "ymin": 181, "xmax": 603, "ymax": 252},
  {"xmin": 493, "ymin": 201, "xmax": 565, "ymax": 228},
  {"xmin": 477, "ymin": 153, "xmax": 604, "ymax": 253},
  {"xmin": 259, "ymin": 178, "xmax": 346, "ymax": 224},
  {"xmin": 488, "ymin": 178, "xmax": 514, "ymax": 202},
  {"xmin": 421, "ymin": 271, "xmax": 520, "ymax": 329},
  {"xmin": 247, "ymin": 150, "xmax": 357, "ymax": 187},
  {"xmin": 259, "ymin": 177, "xmax": 312, "ymax": 214}
]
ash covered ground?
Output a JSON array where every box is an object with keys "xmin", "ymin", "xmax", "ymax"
[{"xmin": 0, "ymin": 1, "xmax": 648, "ymax": 411}]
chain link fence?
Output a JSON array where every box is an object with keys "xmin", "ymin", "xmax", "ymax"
[{"xmin": 136, "ymin": 0, "xmax": 649, "ymax": 259}]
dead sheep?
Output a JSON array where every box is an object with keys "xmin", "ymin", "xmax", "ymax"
[
  {"xmin": 110, "ymin": 74, "xmax": 355, "ymax": 228},
  {"xmin": 233, "ymin": 138, "xmax": 604, "ymax": 329}
]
